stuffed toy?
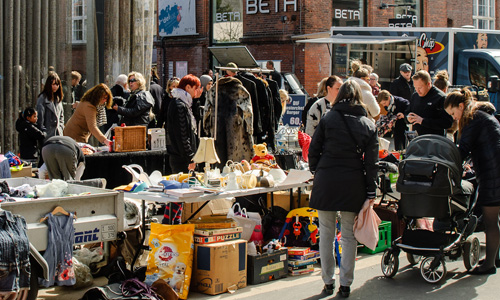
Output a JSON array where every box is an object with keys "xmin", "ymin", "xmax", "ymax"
[{"xmin": 250, "ymin": 143, "xmax": 275, "ymax": 167}]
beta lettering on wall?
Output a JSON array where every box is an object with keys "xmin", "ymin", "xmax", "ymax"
[
  {"xmin": 334, "ymin": 9, "xmax": 360, "ymax": 20},
  {"xmin": 246, "ymin": 0, "xmax": 298, "ymax": 14}
]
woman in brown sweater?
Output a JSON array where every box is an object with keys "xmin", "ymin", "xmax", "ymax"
[{"xmin": 64, "ymin": 83, "xmax": 113, "ymax": 146}]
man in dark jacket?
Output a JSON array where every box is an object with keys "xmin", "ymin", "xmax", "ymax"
[
  {"xmin": 266, "ymin": 60, "xmax": 282, "ymax": 88},
  {"xmin": 377, "ymin": 90, "xmax": 410, "ymax": 150},
  {"xmin": 390, "ymin": 63, "xmax": 414, "ymax": 102},
  {"xmin": 405, "ymin": 70, "xmax": 453, "ymax": 136},
  {"xmin": 148, "ymin": 80, "xmax": 164, "ymax": 128}
]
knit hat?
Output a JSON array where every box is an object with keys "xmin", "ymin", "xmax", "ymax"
[
  {"xmin": 400, "ymin": 63, "xmax": 412, "ymax": 72},
  {"xmin": 200, "ymin": 75, "xmax": 213, "ymax": 88}
]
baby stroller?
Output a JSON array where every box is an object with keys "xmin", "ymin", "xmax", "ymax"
[{"xmin": 380, "ymin": 135, "xmax": 479, "ymax": 283}]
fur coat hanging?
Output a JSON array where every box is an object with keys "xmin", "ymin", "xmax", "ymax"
[{"xmin": 203, "ymin": 76, "xmax": 254, "ymax": 166}]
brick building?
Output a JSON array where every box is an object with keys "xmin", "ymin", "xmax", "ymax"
[{"xmin": 156, "ymin": 0, "xmax": 499, "ymax": 95}]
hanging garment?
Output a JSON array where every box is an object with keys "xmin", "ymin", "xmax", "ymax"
[
  {"xmin": 0, "ymin": 211, "xmax": 30, "ymax": 293},
  {"xmin": 203, "ymin": 76, "xmax": 254, "ymax": 167},
  {"xmin": 41, "ymin": 213, "xmax": 76, "ymax": 287}
]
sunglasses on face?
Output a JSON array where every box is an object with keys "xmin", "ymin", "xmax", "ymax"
[{"xmin": 128, "ymin": 78, "xmax": 138, "ymax": 83}]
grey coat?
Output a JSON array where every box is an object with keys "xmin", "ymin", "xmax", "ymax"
[{"xmin": 36, "ymin": 94, "xmax": 65, "ymax": 140}]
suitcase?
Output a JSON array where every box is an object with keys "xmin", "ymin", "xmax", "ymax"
[{"xmin": 374, "ymin": 204, "xmax": 405, "ymax": 242}]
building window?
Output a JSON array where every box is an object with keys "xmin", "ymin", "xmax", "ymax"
[
  {"xmin": 72, "ymin": 0, "xmax": 87, "ymax": 43},
  {"xmin": 473, "ymin": 0, "xmax": 495, "ymax": 29}
]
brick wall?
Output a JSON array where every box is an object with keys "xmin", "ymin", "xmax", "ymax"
[
  {"xmin": 71, "ymin": 45, "xmax": 86, "ymax": 78},
  {"xmin": 445, "ymin": 0, "xmax": 473, "ymax": 28}
]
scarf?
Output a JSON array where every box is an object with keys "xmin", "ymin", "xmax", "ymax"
[
  {"xmin": 96, "ymin": 105, "xmax": 107, "ymax": 127},
  {"xmin": 386, "ymin": 96, "xmax": 396, "ymax": 117},
  {"xmin": 171, "ymin": 88, "xmax": 197, "ymax": 133}
]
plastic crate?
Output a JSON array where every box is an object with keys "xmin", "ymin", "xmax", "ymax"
[
  {"xmin": 114, "ymin": 126, "xmax": 147, "ymax": 152},
  {"xmin": 360, "ymin": 221, "xmax": 391, "ymax": 254}
]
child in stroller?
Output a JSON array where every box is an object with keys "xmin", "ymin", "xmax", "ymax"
[{"xmin": 381, "ymin": 135, "xmax": 479, "ymax": 283}]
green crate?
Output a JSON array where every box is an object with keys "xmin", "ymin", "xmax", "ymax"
[{"xmin": 360, "ymin": 221, "xmax": 392, "ymax": 254}]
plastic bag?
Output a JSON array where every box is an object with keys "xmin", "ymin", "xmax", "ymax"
[
  {"xmin": 35, "ymin": 179, "xmax": 69, "ymax": 197},
  {"xmin": 73, "ymin": 247, "xmax": 104, "ymax": 266},
  {"xmin": 146, "ymin": 223, "xmax": 195, "ymax": 299},
  {"xmin": 353, "ymin": 199, "xmax": 381, "ymax": 250},
  {"xmin": 72, "ymin": 257, "xmax": 94, "ymax": 289}
]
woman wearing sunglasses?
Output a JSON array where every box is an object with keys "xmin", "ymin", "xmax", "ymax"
[
  {"xmin": 36, "ymin": 72, "xmax": 65, "ymax": 140},
  {"xmin": 113, "ymin": 72, "xmax": 155, "ymax": 127}
]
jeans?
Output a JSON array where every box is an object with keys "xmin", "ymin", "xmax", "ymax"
[
  {"xmin": 0, "ymin": 211, "xmax": 31, "ymax": 291},
  {"xmin": 317, "ymin": 210, "xmax": 357, "ymax": 287}
]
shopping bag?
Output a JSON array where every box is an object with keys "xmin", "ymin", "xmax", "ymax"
[
  {"xmin": 353, "ymin": 199, "xmax": 381, "ymax": 250},
  {"xmin": 228, "ymin": 203, "xmax": 256, "ymax": 241}
]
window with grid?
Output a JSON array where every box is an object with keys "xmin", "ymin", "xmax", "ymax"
[
  {"xmin": 72, "ymin": 0, "xmax": 87, "ymax": 43},
  {"xmin": 473, "ymin": 0, "xmax": 495, "ymax": 29}
]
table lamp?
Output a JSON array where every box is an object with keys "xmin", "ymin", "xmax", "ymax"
[{"xmin": 192, "ymin": 137, "xmax": 220, "ymax": 186}]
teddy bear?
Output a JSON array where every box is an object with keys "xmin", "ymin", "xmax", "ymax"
[{"xmin": 250, "ymin": 143, "xmax": 275, "ymax": 168}]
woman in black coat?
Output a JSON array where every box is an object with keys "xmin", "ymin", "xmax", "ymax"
[
  {"xmin": 308, "ymin": 80, "xmax": 378, "ymax": 296},
  {"xmin": 445, "ymin": 88, "xmax": 500, "ymax": 274}
]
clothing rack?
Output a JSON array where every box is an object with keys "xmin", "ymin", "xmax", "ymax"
[{"xmin": 215, "ymin": 66, "xmax": 272, "ymax": 74}]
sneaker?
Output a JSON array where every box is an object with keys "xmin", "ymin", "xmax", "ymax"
[
  {"xmin": 338, "ymin": 286, "xmax": 350, "ymax": 298},
  {"xmin": 323, "ymin": 284, "xmax": 334, "ymax": 295}
]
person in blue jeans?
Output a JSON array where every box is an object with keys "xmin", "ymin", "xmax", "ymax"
[{"xmin": 308, "ymin": 80, "xmax": 378, "ymax": 297}]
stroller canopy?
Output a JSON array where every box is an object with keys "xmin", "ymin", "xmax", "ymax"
[{"xmin": 404, "ymin": 135, "xmax": 462, "ymax": 183}]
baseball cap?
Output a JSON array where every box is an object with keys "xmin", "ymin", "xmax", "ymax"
[{"xmin": 400, "ymin": 63, "xmax": 412, "ymax": 72}]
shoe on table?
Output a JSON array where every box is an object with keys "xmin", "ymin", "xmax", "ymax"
[
  {"xmin": 323, "ymin": 284, "xmax": 334, "ymax": 295},
  {"xmin": 338, "ymin": 286, "xmax": 350, "ymax": 298}
]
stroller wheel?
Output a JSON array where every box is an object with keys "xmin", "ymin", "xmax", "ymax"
[
  {"xmin": 381, "ymin": 249, "xmax": 399, "ymax": 278},
  {"xmin": 463, "ymin": 235, "xmax": 480, "ymax": 271},
  {"xmin": 407, "ymin": 253, "xmax": 422, "ymax": 266},
  {"xmin": 420, "ymin": 257, "xmax": 447, "ymax": 283}
]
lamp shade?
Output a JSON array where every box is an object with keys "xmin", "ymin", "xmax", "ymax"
[{"xmin": 192, "ymin": 137, "xmax": 220, "ymax": 164}]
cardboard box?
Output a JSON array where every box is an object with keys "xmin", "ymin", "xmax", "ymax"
[
  {"xmin": 266, "ymin": 190, "xmax": 309, "ymax": 211},
  {"xmin": 247, "ymin": 249, "xmax": 288, "ymax": 285},
  {"xmin": 192, "ymin": 239, "xmax": 247, "ymax": 295},
  {"xmin": 11, "ymin": 165, "xmax": 32, "ymax": 178},
  {"xmin": 148, "ymin": 128, "xmax": 166, "ymax": 150},
  {"xmin": 182, "ymin": 198, "xmax": 234, "ymax": 223}
]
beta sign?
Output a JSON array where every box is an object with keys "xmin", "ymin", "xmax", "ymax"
[{"xmin": 281, "ymin": 94, "xmax": 306, "ymax": 127}]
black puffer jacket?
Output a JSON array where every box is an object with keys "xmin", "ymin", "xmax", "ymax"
[
  {"xmin": 458, "ymin": 110, "xmax": 500, "ymax": 205},
  {"xmin": 117, "ymin": 90, "xmax": 154, "ymax": 126},
  {"xmin": 308, "ymin": 101, "xmax": 379, "ymax": 213},
  {"xmin": 166, "ymin": 98, "xmax": 197, "ymax": 165},
  {"xmin": 15, "ymin": 117, "xmax": 46, "ymax": 159}
]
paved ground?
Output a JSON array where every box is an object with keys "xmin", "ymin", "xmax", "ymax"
[{"xmin": 37, "ymin": 232, "xmax": 499, "ymax": 300}]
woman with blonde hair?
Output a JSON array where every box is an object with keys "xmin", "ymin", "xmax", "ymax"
[
  {"xmin": 113, "ymin": 72, "xmax": 155, "ymax": 126},
  {"xmin": 302, "ymin": 77, "xmax": 329, "ymax": 128},
  {"xmin": 348, "ymin": 60, "xmax": 380, "ymax": 121},
  {"xmin": 444, "ymin": 88, "xmax": 500, "ymax": 274},
  {"xmin": 64, "ymin": 84, "xmax": 113, "ymax": 146},
  {"xmin": 157, "ymin": 77, "xmax": 180, "ymax": 128}
]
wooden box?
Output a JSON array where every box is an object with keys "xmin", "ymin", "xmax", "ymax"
[{"xmin": 114, "ymin": 126, "xmax": 147, "ymax": 152}]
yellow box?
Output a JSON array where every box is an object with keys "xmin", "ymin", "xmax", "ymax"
[{"xmin": 114, "ymin": 126, "xmax": 147, "ymax": 152}]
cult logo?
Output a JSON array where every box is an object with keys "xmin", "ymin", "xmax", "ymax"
[{"xmin": 418, "ymin": 33, "xmax": 444, "ymax": 55}]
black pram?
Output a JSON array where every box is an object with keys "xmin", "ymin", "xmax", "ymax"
[{"xmin": 381, "ymin": 135, "xmax": 479, "ymax": 283}]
